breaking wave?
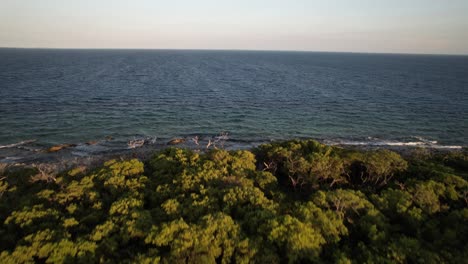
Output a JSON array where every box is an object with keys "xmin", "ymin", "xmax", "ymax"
[
  {"xmin": 324, "ymin": 137, "xmax": 462, "ymax": 149},
  {"xmin": 0, "ymin": 140, "xmax": 36, "ymax": 149}
]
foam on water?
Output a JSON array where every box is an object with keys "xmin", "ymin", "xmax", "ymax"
[
  {"xmin": 0, "ymin": 140, "xmax": 36, "ymax": 149},
  {"xmin": 324, "ymin": 137, "xmax": 462, "ymax": 149}
]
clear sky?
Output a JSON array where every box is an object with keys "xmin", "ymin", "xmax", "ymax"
[{"xmin": 1, "ymin": 0, "xmax": 468, "ymax": 54}]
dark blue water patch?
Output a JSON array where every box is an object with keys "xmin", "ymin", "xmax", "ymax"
[{"xmin": 0, "ymin": 48, "xmax": 467, "ymax": 152}]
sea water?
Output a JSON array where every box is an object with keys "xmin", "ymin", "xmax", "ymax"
[{"xmin": 1, "ymin": 49, "xmax": 467, "ymax": 161}]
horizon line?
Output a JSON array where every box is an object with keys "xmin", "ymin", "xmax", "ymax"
[{"xmin": 1, "ymin": 46, "xmax": 467, "ymax": 57}]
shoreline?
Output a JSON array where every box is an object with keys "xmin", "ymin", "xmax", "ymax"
[{"xmin": 0, "ymin": 136, "xmax": 465, "ymax": 169}]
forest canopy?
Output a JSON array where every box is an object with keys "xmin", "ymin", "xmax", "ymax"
[{"xmin": 0, "ymin": 140, "xmax": 467, "ymax": 263}]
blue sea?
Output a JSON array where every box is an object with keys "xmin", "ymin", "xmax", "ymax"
[{"xmin": 0, "ymin": 49, "xmax": 467, "ymax": 161}]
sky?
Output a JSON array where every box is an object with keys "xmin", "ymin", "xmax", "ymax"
[{"xmin": 1, "ymin": 0, "xmax": 468, "ymax": 54}]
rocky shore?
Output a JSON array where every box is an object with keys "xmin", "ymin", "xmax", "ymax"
[{"xmin": 0, "ymin": 135, "xmax": 465, "ymax": 177}]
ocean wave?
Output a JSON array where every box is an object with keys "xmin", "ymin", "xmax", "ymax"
[
  {"xmin": 0, "ymin": 156, "xmax": 24, "ymax": 163},
  {"xmin": 325, "ymin": 138, "xmax": 462, "ymax": 149},
  {"xmin": 0, "ymin": 140, "xmax": 36, "ymax": 149},
  {"xmin": 412, "ymin": 136, "xmax": 438, "ymax": 145}
]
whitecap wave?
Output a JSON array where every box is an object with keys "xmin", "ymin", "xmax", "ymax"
[
  {"xmin": 325, "ymin": 138, "xmax": 462, "ymax": 149},
  {"xmin": 412, "ymin": 136, "xmax": 438, "ymax": 145},
  {"xmin": 0, "ymin": 156, "xmax": 24, "ymax": 163},
  {"xmin": 0, "ymin": 140, "xmax": 36, "ymax": 149}
]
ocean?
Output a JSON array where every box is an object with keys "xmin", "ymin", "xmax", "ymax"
[{"xmin": 0, "ymin": 49, "xmax": 467, "ymax": 162}]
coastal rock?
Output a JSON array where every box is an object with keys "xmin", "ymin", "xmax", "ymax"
[
  {"xmin": 47, "ymin": 144, "xmax": 77, "ymax": 152},
  {"xmin": 167, "ymin": 138, "xmax": 186, "ymax": 145},
  {"xmin": 128, "ymin": 139, "xmax": 145, "ymax": 149}
]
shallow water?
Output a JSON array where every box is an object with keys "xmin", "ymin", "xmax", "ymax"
[{"xmin": 1, "ymin": 49, "xmax": 467, "ymax": 161}]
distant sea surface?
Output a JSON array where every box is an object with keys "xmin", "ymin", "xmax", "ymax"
[{"xmin": 1, "ymin": 49, "xmax": 467, "ymax": 161}]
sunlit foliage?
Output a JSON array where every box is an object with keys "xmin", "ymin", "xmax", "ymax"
[{"xmin": 0, "ymin": 140, "xmax": 466, "ymax": 263}]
